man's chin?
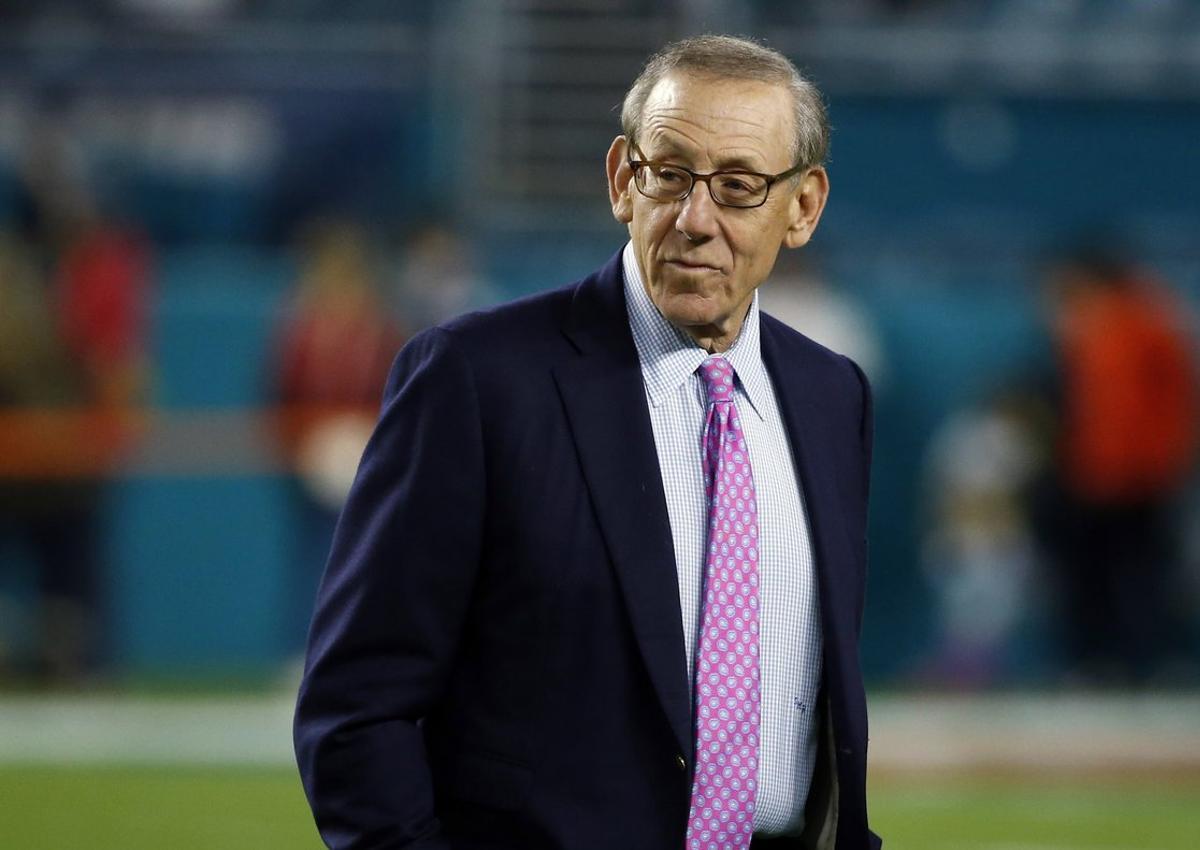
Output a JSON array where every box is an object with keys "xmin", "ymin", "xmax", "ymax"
[
  {"xmin": 655, "ymin": 290, "xmax": 710, "ymax": 317},
  {"xmin": 658, "ymin": 301, "xmax": 726, "ymax": 339}
]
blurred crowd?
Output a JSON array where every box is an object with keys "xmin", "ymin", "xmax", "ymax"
[
  {"xmin": 0, "ymin": 109, "xmax": 150, "ymax": 684},
  {"xmin": 919, "ymin": 244, "xmax": 1200, "ymax": 689},
  {"xmin": 6, "ymin": 134, "xmax": 1199, "ymax": 691},
  {"xmin": 0, "ymin": 107, "xmax": 499, "ymax": 686},
  {"xmin": 1, "ymin": 1, "xmax": 1198, "ymax": 692}
]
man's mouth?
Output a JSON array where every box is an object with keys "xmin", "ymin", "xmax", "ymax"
[{"xmin": 666, "ymin": 259, "xmax": 721, "ymax": 272}]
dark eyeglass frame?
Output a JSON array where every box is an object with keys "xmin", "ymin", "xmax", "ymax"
[{"xmin": 626, "ymin": 136, "xmax": 808, "ymax": 209}]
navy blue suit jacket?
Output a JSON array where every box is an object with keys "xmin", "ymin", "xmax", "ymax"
[{"xmin": 294, "ymin": 251, "xmax": 880, "ymax": 849}]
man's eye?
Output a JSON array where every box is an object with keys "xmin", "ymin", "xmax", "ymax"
[
  {"xmin": 717, "ymin": 176, "xmax": 753, "ymax": 194},
  {"xmin": 655, "ymin": 167, "xmax": 686, "ymax": 182}
]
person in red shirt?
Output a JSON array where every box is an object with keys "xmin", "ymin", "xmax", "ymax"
[
  {"xmin": 1, "ymin": 201, "xmax": 150, "ymax": 683},
  {"xmin": 1044, "ymin": 247, "xmax": 1198, "ymax": 684},
  {"xmin": 271, "ymin": 220, "xmax": 406, "ymax": 655}
]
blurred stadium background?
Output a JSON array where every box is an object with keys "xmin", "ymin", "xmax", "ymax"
[{"xmin": 1, "ymin": 0, "xmax": 1199, "ymax": 847}]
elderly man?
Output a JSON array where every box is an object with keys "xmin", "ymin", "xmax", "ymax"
[{"xmin": 295, "ymin": 35, "xmax": 880, "ymax": 850}]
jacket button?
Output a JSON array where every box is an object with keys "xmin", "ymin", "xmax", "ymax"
[{"xmin": 675, "ymin": 754, "xmax": 687, "ymax": 771}]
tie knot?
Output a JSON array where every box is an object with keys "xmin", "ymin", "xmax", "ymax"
[{"xmin": 698, "ymin": 355, "xmax": 736, "ymax": 405}]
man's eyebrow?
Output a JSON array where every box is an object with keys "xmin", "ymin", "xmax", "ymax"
[{"xmin": 711, "ymin": 154, "xmax": 768, "ymax": 172}]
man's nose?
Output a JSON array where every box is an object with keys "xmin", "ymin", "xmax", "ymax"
[{"xmin": 674, "ymin": 182, "xmax": 720, "ymax": 241}]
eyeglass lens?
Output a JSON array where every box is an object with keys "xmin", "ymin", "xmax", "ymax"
[{"xmin": 635, "ymin": 163, "xmax": 769, "ymax": 207}]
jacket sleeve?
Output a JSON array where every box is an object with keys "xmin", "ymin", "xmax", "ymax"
[{"xmin": 294, "ymin": 327, "xmax": 486, "ymax": 849}]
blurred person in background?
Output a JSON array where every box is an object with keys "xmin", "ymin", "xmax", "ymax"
[
  {"xmin": 1037, "ymin": 244, "xmax": 1199, "ymax": 687},
  {"xmin": 295, "ymin": 35, "xmax": 880, "ymax": 850},
  {"xmin": 392, "ymin": 221, "xmax": 500, "ymax": 331},
  {"xmin": 918, "ymin": 388, "xmax": 1048, "ymax": 687},
  {"xmin": 270, "ymin": 218, "xmax": 406, "ymax": 658},
  {"xmin": 0, "ymin": 232, "xmax": 103, "ymax": 684},
  {"xmin": 0, "ymin": 107, "xmax": 150, "ymax": 686},
  {"xmin": 758, "ymin": 248, "xmax": 886, "ymax": 391}
]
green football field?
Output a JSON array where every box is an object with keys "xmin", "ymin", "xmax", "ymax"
[{"xmin": 2, "ymin": 765, "xmax": 1197, "ymax": 849}]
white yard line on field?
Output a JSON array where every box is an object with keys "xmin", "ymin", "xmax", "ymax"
[
  {"xmin": 0, "ymin": 692, "xmax": 1197, "ymax": 769},
  {"xmin": 867, "ymin": 693, "xmax": 1200, "ymax": 774},
  {"xmin": 0, "ymin": 694, "xmax": 296, "ymax": 765}
]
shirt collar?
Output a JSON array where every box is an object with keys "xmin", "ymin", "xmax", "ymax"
[{"xmin": 621, "ymin": 241, "xmax": 769, "ymax": 420}]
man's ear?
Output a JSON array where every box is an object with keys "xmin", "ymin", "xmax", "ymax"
[
  {"xmin": 606, "ymin": 135, "xmax": 634, "ymax": 224},
  {"xmin": 782, "ymin": 166, "xmax": 829, "ymax": 249}
]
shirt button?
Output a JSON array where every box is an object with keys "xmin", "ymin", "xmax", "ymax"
[{"xmin": 675, "ymin": 754, "xmax": 687, "ymax": 771}]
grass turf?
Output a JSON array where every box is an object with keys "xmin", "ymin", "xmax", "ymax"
[
  {"xmin": 868, "ymin": 775, "xmax": 1200, "ymax": 850},
  {"xmin": 1, "ymin": 766, "xmax": 1197, "ymax": 849},
  {"xmin": 0, "ymin": 765, "xmax": 324, "ymax": 849}
]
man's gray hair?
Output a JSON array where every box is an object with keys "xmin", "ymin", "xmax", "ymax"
[{"xmin": 620, "ymin": 35, "xmax": 830, "ymax": 170}]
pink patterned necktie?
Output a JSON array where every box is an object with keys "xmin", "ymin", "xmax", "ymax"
[{"xmin": 686, "ymin": 355, "xmax": 761, "ymax": 850}]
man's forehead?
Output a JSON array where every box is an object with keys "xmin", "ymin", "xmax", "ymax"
[
  {"xmin": 638, "ymin": 73, "xmax": 794, "ymax": 164},
  {"xmin": 643, "ymin": 73, "xmax": 789, "ymax": 120}
]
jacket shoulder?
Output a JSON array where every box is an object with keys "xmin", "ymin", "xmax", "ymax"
[
  {"xmin": 760, "ymin": 309, "xmax": 866, "ymax": 385},
  {"xmin": 441, "ymin": 283, "xmax": 575, "ymax": 347}
]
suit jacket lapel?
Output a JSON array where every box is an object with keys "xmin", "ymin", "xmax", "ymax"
[
  {"xmin": 760, "ymin": 322, "xmax": 857, "ymax": 689},
  {"xmin": 552, "ymin": 254, "xmax": 693, "ymax": 758}
]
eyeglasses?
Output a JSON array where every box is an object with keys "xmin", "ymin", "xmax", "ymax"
[{"xmin": 626, "ymin": 137, "xmax": 807, "ymax": 209}]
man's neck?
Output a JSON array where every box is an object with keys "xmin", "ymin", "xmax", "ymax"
[{"xmin": 677, "ymin": 303, "xmax": 753, "ymax": 354}]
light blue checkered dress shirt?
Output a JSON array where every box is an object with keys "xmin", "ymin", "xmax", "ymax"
[{"xmin": 621, "ymin": 242, "xmax": 823, "ymax": 836}]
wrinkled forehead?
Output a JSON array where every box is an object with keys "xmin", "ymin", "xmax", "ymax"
[{"xmin": 635, "ymin": 72, "xmax": 796, "ymax": 168}]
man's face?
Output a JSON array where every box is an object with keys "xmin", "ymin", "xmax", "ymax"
[{"xmin": 606, "ymin": 72, "xmax": 828, "ymax": 350}]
